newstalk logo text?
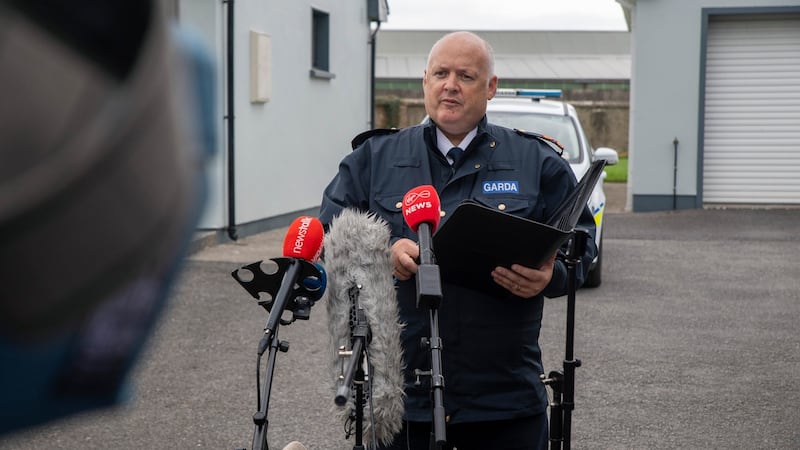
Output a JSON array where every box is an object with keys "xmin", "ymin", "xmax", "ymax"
[{"xmin": 291, "ymin": 216, "xmax": 313, "ymax": 256}]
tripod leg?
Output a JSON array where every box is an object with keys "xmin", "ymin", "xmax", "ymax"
[
  {"xmin": 354, "ymin": 355, "xmax": 366, "ymax": 450},
  {"xmin": 560, "ymin": 229, "xmax": 588, "ymax": 450},
  {"xmin": 545, "ymin": 370, "xmax": 564, "ymax": 450}
]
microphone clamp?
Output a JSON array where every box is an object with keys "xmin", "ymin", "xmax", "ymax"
[
  {"xmin": 232, "ymin": 257, "xmax": 325, "ymax": 324},
  {"xmin": 335, "ymin": 285, "xmax": 372, "ymax": 407}
]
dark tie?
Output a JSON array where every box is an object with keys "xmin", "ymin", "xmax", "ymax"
[{"xmin": 447, "ymin": 147, "xmax": 464, "ymax": 166}]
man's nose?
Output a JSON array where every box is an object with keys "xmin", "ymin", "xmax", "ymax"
[{"xmin": 443, "ymin": 73, "xmax": 460, "ymax": 91}]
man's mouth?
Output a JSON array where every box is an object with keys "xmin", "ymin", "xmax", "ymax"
[{"xmin": 441, "ymin": 98, "xmax": 460, "ymax": 106}]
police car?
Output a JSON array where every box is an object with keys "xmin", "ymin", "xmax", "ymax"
[{"xmin": 486, "ymin": 88, "xmax": 619, "ymax": 288}]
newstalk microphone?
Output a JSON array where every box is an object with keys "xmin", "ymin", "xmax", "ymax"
[
  {"xmin": 231, "ymin": 216, "xmax": 326, "ymax": 450},
  {"xmin": 264, "ymin": 215, "xmax": 323, "ymax": 345},
  {"xmin": 232, "ymin": 216, "xmax": 326, "ymax": 354},
  {"xmin": 324, "ymin": 208, "xmax": 405, "ymax": 448}
]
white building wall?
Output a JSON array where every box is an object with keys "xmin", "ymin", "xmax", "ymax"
[
  {"xmin": 627, "ymin": 0, "xmax": 799, "ymax": 211},
  {"xmin": 176, "ymin": 0, "xmax": 226, "ymax": 229},
  {"xmin": 179, "ymin": 0, "xmax": 372, "ymax": 232},
  {"xmin": 629, "ymin": 0, "xmax": 702, "ymax": 203}
]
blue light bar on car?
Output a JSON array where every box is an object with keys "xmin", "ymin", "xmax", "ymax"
[{"xmin": 495, "ymin": 88, "xmax": 562, "ymax": 99}]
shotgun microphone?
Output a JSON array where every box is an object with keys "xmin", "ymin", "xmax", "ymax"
[{"xmin": 324, "ymin": 208, "xmax": 405, "ymax": 447}]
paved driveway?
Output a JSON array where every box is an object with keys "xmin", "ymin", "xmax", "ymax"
[{"xmin": 1, "ymin": 207, "xmax": 798, "ymax": 450}]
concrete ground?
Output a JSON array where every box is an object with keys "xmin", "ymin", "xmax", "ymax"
[
  {"xmin": 2, "ymin": 184, "xmax": 799, "ymax": 450},
  {"xmin": 603, "ymin": 181, "xmax": 627, "ymax": 214}
]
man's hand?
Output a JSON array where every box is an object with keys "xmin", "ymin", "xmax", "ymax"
[
  {"xmin": 391, "ymin": 238, "xmax": 419, "ymax": 281},
  {"xmin": 491, "ymin": 251, "xmax": 557, "ymax": 298}
]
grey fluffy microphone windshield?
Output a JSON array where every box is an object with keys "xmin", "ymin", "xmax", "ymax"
[{"xmin": 324, "ymin": 208, "xmax": 405, "ymax": 447}]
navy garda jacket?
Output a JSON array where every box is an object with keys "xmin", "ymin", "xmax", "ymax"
[{"xmin": 319, "ymin": 116, "xmax": 597, "ymax": 424}]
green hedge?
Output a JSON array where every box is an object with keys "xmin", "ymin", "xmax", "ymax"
[{"xmin": 604, "ymin": 156, "xmax": 628, "ymax": 183}]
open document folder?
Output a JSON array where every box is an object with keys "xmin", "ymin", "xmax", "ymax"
[{"xmin": 432, "ymin": 160, "xmax": 607, "ymax": 295}]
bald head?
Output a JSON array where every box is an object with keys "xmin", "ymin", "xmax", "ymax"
[
  {"xmin": 427, "ymin": 31, "xmax": 495, "ymax": 77},
  {"xmin": 423, "ymin": 31, "xmax": 498, "ymax": 145}
]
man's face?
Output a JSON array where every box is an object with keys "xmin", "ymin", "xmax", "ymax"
[{"xmin": 423, "ymin": 34, "xmax": 498, "ymax": 141}]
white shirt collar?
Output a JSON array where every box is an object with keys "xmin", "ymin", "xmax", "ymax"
[{"xmin": 436, "ymin": 127, "xmax": 478, "ymax": 163}]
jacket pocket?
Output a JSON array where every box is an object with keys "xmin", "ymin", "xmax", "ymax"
[
  {"xmin": 373, "ymin": 192, "xmax": 409, "ymax": 238},
  {"xmin": 471, "ymin": 194, "xmax": 532, "ymax": 215}
]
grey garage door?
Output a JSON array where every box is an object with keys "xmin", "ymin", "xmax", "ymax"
[{"xmin": 703, "ymin": 13, "xmax": 800, "ymax": 205}]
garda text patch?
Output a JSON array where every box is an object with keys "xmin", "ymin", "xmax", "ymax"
[{"xmin": 482, "ymin": 181, "xmax": 519, "ymax": 194}]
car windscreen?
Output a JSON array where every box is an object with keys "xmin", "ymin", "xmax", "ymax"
[{"xmin": 486, "ymin": 111, "xmax": 583, "ymax": 163}]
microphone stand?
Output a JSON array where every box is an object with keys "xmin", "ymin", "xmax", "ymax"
[
  {"xmin": 250, "ymin": 322, "xmax": 285, "ymax": 450},
  {"xmin": 541, "ymin": 229, "xmax": 589, "ymax": 450},
  {"xmin": 414, "ymin": 222, "xmax": 447, "ymax": 450},
  {"xmin": 231, "ymin": 257, "xmax": 324, "ymax": 450},
  {"xmin": 335, "ymin": 285, "xmax": 371, "ymax": 450}
]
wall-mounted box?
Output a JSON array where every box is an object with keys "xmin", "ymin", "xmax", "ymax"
[{"xmin": 249, "ymin": 30, "xmax": 271, "ymax": 103}]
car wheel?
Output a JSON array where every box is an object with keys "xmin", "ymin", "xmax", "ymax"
[{"xmin": 583, "ymin": 235, "xmax": 602, "ymax": 288}]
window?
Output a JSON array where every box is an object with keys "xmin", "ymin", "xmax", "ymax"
[{"xmin": 311, "ymin": 8, "xmax": 334, "ymax": 79}]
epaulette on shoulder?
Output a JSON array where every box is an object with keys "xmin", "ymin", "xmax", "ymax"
[
  {"xmin": 514, "ymin": 129, "xmax": 564, "ymax": 156},
  {"xmin": 351, "ymin": 128, "xmax": 401, "ymax": 150}
]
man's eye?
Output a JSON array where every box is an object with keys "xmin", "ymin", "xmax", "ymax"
[
  {"xmin": 434, "ymin": 71, "xmax": 447, "ymax": 78},
  {"xmin": 460, "ymin": 73, "xmax": 474, "ymax": 81}
]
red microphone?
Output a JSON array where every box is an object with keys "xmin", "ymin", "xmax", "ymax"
[
  {"xmin": 402, "ymin": 185, "xmax": 441, "ymax": 233},
  {"xmin": 401, "ymin": 185, "xmax": 443, "ymax": 309},
  {"xmin": 256, "ymin": 216, "xmax": 324, "ymax": 344},
  {"xmin": 400, "ymin": 186, "xmax": 446, "ymax": 442},
  {"xmin": 282, "ymin": 215, "xmax": 324, "ymax": 263}
]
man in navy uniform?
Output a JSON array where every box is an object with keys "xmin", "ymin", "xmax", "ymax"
[{"xmin": 319, "ymin": 31, "xmax": 597, "ymax": 450}]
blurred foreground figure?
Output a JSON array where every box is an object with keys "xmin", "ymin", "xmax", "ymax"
[{"xmin": 0, "ymin": 0, "xmax": 215, "ymax": 435}]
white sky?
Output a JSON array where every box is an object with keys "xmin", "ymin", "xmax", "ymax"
[{"xmin": 380, "ymin": 0, "xmax": 628, "ymax": 31}]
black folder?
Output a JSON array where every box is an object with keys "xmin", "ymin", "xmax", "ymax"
[
  {"xmin": 431, "ymin": 160, "xmax": 607, "ymax": 295},
  {"xmin": 545, "ymin": 159, "xmax": 607, "ymax": 231},
  {"xmin": 432, "ymin": 201, "xmax": 571, "ymax": 296}
]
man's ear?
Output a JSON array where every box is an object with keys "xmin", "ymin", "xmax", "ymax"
[{"xmin": 487, "ymin": 75, "xmax": 498, "ymax": 99}]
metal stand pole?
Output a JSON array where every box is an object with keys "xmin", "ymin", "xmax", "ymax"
[
  {"xmin": 353, "ymin": 361, "xmax": 366, "ymax": 450},
  {"xmin": 251, "ymin": 327, "xmax": 287, "ymax": 450},
  {"xmin": 413, "ymin": 308, "xmax": 446, "ymax": 450},
  {"xmin": 542, "ymin": 229, "xmax": 589, "ymax": 450},
  {"xmin": 335, "ymin": 286, "xmax": 370, "ymax": 450},
  {"xmin": 230, "ymin": 257, "xmax": 324, "ymax": 450},
  {"xmin": 414, "ymin": 221, "xmax": 447, "ymax": 450}
]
